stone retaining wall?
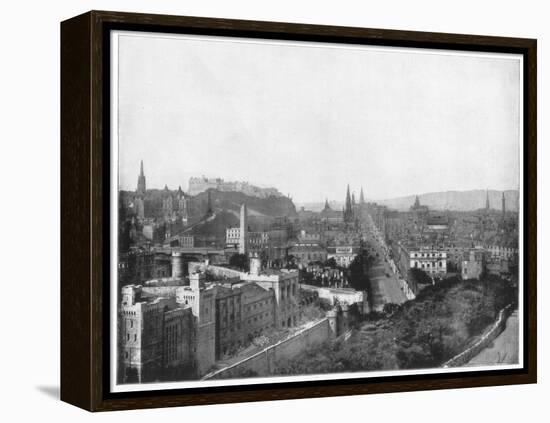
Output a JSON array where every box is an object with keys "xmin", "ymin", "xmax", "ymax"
[
  {"xmin": 443, "ymin": 304, "xmax": 513, "ymax": 368},
  {"xmin": 203, "ymin": 318, "xmax": 331, "ymax": 380}
]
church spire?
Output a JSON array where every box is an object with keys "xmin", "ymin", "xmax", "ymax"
[
  {"xmin": 136, "ymin": 160, "xmax": 146, "ymax": 195},
  {"xmin": 344, "ymin": 184, "xmax": 353, "ymax": 222},
  {"xmin": 324, "ymin": 198, "xmax": 330, "ymax": 210}
]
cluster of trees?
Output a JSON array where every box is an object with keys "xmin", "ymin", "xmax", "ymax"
[
  {"xmin": 275, "ymin": 275, "xmax": 516, "ymax": 375},
  {"xmin": 228, "ymin": 253, "xmax": 249, "ymax": 271}
]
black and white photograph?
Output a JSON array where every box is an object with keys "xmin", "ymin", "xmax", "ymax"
[
  {"xmin": 110, "ymin": 30, "xmax": 524, "ymax": 392},
  {"xmin": 2, "ymin": 0, "xmax": 548, "ymax": 418}
]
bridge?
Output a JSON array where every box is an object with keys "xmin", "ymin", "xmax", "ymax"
[{"xmin": 153, "ymin": 246, "xmax": 226, "ymax": 257}]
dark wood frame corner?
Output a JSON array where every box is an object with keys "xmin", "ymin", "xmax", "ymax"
[{"xmin": 61, "ymin": 10, "xmax": 537, "ymax": 412}]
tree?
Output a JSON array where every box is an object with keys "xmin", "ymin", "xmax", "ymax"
[
  {"xmin": 229, "ymin": 253, "xmax": 249, "ymax": 271},
  {"xmin": 409, "ymin": 268, "xmax": 432, "ymax": 286},
  {"xmin": 324, "ymin": 257, "xmax": 337, "ymax": 268},
  {"xmin": 382, "ymin": 302, "xmax": 400, "ymax": 316},
  {"xmin": 274, "ymin": 274, "xmax": 516, "ymax": 374}
]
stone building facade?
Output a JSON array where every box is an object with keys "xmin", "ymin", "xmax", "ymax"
[
  {"xmin": 461, "ymin": 248, "xmax": 486, "ymax": 280},
  {"xmin": 119, "ymin": 287, "xmax": 195, "ymax": 383},
  {"xmin": 409, "ymin": 247, "xmax": 448, "ymax": 276},
  {"xmin": 119, "ymin": 257, "xmax": 301, "ymax": 382}
]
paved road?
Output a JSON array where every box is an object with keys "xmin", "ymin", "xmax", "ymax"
[
  {"xmin": 467, "ymin": 310, "xmax": 519, "ymax": 366},
  {"xmin": 364, "ymin": 230, "xmax": 407, "ymax": 311}
]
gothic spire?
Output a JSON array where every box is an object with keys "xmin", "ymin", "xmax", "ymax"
[
  {"xmin": 136, "ymin": 160, "xmax": 146, "ymax": 195},
  {"xmin": 345, "ymin": 184, "xmax": 353, "ymax": 222}
]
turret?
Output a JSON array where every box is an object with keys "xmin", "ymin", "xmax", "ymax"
[
  {"xmin": 189, "ymin": 272, "xmax": 205, "ymax": 291},
  {"xmin": 327, "ymin": 308, "xmax": 339, "ymax": 338},
  {"xmin": 250, "ymin": 254, "xmax": 262, "ymax": 276},
  {"xmin": 121, "ymin": 285, "xmax": 141, "ymax": 307}
]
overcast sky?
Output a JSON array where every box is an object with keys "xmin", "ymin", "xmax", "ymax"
[{"xmin": 116, "ymin": 32, "xmax": 521, "ymax": 203}]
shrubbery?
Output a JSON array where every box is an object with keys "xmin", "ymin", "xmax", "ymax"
[{"xmin": 275, "ymin": 275, "xmax": 516, "ymax": 375}]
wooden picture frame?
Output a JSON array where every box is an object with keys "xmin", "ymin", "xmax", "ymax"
[{"xmin": 61, "ymin": 10, "xmax": 536, "ymax": 411}]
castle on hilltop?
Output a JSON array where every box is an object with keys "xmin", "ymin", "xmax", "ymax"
[{"xmin": 188, "ymin": 176, "xmax": 283, "ymax": 198}]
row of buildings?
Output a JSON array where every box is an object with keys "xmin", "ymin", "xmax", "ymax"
[
  {"xmin": 370, "ymin": 195, "xmax": 519, "ymax": 289},
  {"xmin": 225, "ymin": 201, "xmax": 364, "ymax": 270}
]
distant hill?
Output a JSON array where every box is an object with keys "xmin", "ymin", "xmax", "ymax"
[{"xmin": 378, "ymin": 189, "xmax": 519, "ymax": 212}]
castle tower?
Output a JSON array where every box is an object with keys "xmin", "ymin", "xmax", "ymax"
[
  {"xmin": 186, "ymin": 272, "xmax": 215, "ymax": 376},
  {"xmin": 136, "ymin": 160, "xmax": 146, "ymax": 195},
  {"xmin": 239, "ymin": 203, "xmax": 248, "ymax": 255}
]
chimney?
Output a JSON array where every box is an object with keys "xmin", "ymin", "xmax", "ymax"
[{"xmin": 171, "ymin": 251, "xmax": 183, "ymax": 278}]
